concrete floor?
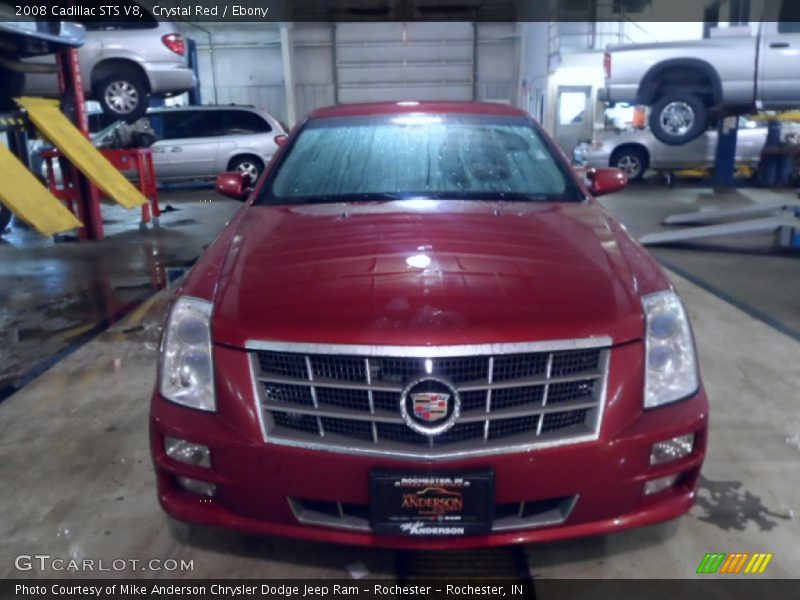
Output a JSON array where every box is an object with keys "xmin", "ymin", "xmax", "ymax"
[
  {"xmin": 0, "ymin": 191, "xmax": 241, "ymax": 400},
  {"xmin": 602, "ymin": 182, "xmax": 800, "ymax": 339},
  {"xmin": 0, "ymin": 184, "xmax": 798, "ymax": 579}
]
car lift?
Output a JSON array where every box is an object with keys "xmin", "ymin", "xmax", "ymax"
[
  {"xmin": 639, "ymin": 201, "xmax": 800, "ymax": 248},
  {"xmin": 0, "ymin": 47, "xmax": 151, "ymax": 240},
  {"xmin": 0, "ymin": 112, "xmax": 82, "ymax": 236},
  {"xmin": 640, "ymin": 112, "xmax": 800, "ymax": 250}
]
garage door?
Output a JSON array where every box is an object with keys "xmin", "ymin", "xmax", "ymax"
[{"xmin": 335, "ymin": 22, "xmax": 475, "ymax": 103}]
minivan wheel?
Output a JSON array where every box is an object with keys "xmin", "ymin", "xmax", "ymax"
[
  {"xmin": 95, "ymin": 73, "xmax": 149, "ymax": 122},
  {"xmin": 650, "ymin": 93, "xmax": 708, "ymax": 146},
  {"xmin": 229, "ymin": 156, "xmax": 264, "ymax": 185},
  {"xmin": 611, "ymin": 147, "xmax": 648, "ymax": 181}
]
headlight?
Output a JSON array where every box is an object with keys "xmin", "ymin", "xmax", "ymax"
[
  {"xmin": 643, "ymin": 290, "xmax": 698, "ymax": 409},
  {"xmin": 160, "ymin": 296, "xmax": 215, "ymax": 411}
]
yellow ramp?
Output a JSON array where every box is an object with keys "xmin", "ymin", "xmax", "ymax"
[
  {"xmin": 0, "ymin": 144, "xmax": 83, "ymax": 235},
  {"xmin": 16, "ymin": 97, "xmax": 147, "ymax": 209}
]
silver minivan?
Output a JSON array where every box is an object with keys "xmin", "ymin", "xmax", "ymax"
[
  {"xmin": 23, "ymin": 3, "xmax": 195, "ymax": 121},
  {"xmin": 572, "ymin": 119, "xmax": 794, "ymax": 181},
  {"xmin": 96, "ymin": 105, "xmax": 287, "ymax": 183}
]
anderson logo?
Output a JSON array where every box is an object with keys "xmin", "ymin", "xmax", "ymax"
[
  {"xmin": 402, "ymin": 486, "xmax": 464, "ymax": 516},
  {"xmin": 400, "ymin": 521, "xmax": 466, "ymax": 536}
]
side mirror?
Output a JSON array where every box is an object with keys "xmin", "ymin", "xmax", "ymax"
[
  {"xmin": 274, "ymin": 134, "xmax": 288, "ymax": 147},
  {"xmin": 215, "ymin": 172, "xmax": 252, "ymax": 201},
  {"xmin": 586, "ymin": 167, "xmax": 628, "ymax": 197}
]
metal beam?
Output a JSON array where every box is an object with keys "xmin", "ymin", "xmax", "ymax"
[
  {"xmin": 640, "ymin": 216, "xmax": 797, "ymax": 246},
  {"xmin": 663, "ymin": 202, "xmax": 800, "ymax": 226},
  {"xmin": 280, "ymin": 22, "xmax": 298, "ymax": 127}
]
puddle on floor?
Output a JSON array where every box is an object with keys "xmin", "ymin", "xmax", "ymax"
[{"xmin": 694, "ymin": 475, "xmax": 793, "ymax": 532}]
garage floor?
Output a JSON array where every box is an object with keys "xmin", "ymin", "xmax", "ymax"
[
  {"xmin": 0, "ymin": 191, "xmax": 241, "ymax": 401},
  {"xmin": 0, "ymin": 184, "xmax": 798, "ymax": 579}
]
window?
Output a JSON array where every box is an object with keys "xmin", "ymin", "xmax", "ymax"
[
  {"xmin": 157, "ymin": 112, "xmax": 194, "ymax": 140},
  {"xmin": 154, "ymin": 110, "xmax": 273, "ymax": 139},
  {"xmin": 778, "ymin": 0, "xmax": 800, "ymax": 33},
  {"xmin": 158, "ymin": 111, "xmax": 217, "ymax": 139},
  {"xmin": 224, "ymin": 111, "xmax": 273, "ymax": 135},
  {"xmin": 558, "ymin": 92, "xmax": 587, "ymax": 125},
  {"xmin": 260, "ymin": 114, "xmax": 580, "ymax": 205}
]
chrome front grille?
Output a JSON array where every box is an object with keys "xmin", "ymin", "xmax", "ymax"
[{"xmin": 248, "ymin": 339, "xmax": 611, "ymax": 459}]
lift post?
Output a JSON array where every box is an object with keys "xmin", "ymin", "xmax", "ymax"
[
  {"xmin": 57, "ymin": 47, "xmax": 105, "ymax": 240},
  {"xmin": 713, "ymin": 116, "xmax": 739, "ymax": 186}
]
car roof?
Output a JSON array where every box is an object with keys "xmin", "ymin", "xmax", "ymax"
[{"xmin": 308, "ymin": 101, "xmax": 529, "ymax": 120}]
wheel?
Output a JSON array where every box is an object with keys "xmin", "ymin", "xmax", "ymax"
[
  {"xmin": 0, "ymin": 204, "xmax": 12, "ymax": 233},
  {"xmin": 229, "ymin": 155, "xmax": 264, "ymax": 186},
  {"xmin": 610, "ymin": 147, "xmax": 648, "ymax": 181},
  {"xmin": 0, "ymin": 66, "xmax": 24, "ymax": 111},
  {"xmin": 94, "ymin": 72, "xmax": 149, "ymax": 122},
  {"xmin": 649, "ymin": 93, "xmax": 708, "ymax": 146}
]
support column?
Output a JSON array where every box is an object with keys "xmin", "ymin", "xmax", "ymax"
[
  {"xmin": 280, "ymin": 22, "xmax": 298, "ymax": 127},
  {"xmin": 713, "ymin": 116, "xmax": 739, "ymax": 186}
]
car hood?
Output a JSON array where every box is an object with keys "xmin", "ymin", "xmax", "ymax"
[{"xmin": 212, "ymin": 200, "xmax": 645, "ymax": 348}]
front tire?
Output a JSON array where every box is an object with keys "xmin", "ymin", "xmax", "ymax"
[
  {"xmin": 611, "ymin": 147, "xmax": 648, "ymax": 181},
  {"xmin": 94, "ymin": 72, "xmax": 149, "ymax": 122},
  {"xmin": 650, "ymin": 93, "xmax": 708, "ymax": 146},
  {"xmin": 228, "ymin": 155, "xmax": 264, "ymax": 187}
]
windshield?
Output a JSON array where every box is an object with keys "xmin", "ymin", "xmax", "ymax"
[{"xmin": 258, "ymin": 114, "xmax": 581, "ymax": 205}]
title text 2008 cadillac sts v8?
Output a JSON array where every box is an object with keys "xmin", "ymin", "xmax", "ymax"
[{"xmin": 150, "ymin": 101, "xmax": 708, "ymax": 549}]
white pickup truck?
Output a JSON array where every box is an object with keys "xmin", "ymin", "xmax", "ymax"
[{"xmin": 600, "ymin": 0, "xmax": 800, "ymax": 145}]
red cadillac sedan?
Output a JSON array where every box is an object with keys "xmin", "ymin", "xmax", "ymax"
[{"xmin": 150, "ymin": 101, "xmax": 708, "ymax": 549}]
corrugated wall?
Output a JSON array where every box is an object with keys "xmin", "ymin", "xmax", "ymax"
[
  {"xmin": 180, "ymin": 23, "xmax": 289, "ymax": 122},
  {"xmin": 180, "ymin": 22, "xmax": 520, "ymax": 126}
]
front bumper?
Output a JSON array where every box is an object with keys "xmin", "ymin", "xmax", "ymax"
[{"xmin": 150, "ymin": 342, "xmax": 708, "ymax": 549}]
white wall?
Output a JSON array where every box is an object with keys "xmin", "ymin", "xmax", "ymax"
[
  {"xmin": 179, "ymin": 23, "xmax": 288, "ymax": 122},
  {"xmin": 179, "ymin": 21, "xmax": 521, "ymax": 127}
]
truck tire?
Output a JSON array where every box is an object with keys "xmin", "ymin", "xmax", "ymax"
[
  {"xmin": 0, "ymin": 204, "xmax": 12, "ymax": 233},
  {"xmin": 650, "ymin": 93, "xmax": 708, "ymax": 146},
  {"xmin": 94, "ymin": 72, "xmax": 149, "ymax": 122},
  {"xmin": 611, "ymin": 146, "xmax": 648, "ymax": 181}
]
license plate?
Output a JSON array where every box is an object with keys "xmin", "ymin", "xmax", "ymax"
[{"xmin": 370, "ymin": 470, "xmax": 494, "ymax": 536}]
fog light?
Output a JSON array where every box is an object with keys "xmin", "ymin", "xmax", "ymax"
[
  {"xmin": 644, "ymin": 474, "xmax": 679, "ymax": 495},
  {"xmin": 650, "ymin": 434, "xmax": 694, "ymax": 465},
  {"xmin": 176, "ymin": 476, "xmax": 216, "ymax": 497},
  {"xmin": 165, "ymin": 436, "xmax": 210, "ymax": 467}
]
